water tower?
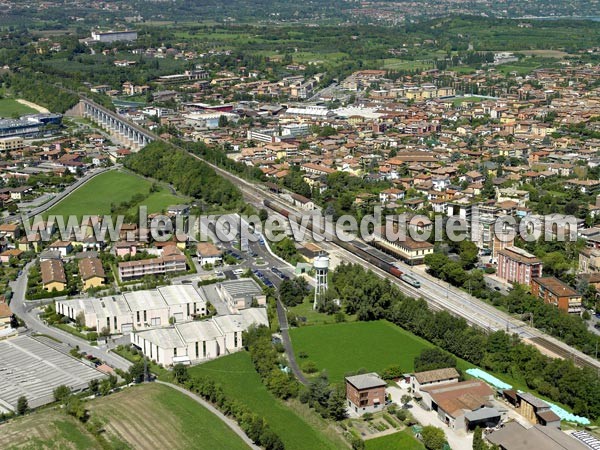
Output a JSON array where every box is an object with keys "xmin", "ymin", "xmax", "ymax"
[{"xmin": 313, "ymin": 254, "xmax": 329, "ymax": 309}]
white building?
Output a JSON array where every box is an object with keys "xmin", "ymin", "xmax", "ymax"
[
  {"xmin": 215, "ymin": 278, "xmax": 266, "ymax": 311},
  {"xmin": 55, "ymin": 285, "xmax": 207, "ymax": 334},
  {"xmin": 91, "ymin": 30, "xmax": 138, "ymax": 43},
  {"xmin": 131, "ymin": 308, "xmax": 268, "ymax": 366}
]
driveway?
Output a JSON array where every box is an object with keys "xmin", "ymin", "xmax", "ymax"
[{"xmin": 387, "ymin": 384, "xmax": 473, "ymax": 450}]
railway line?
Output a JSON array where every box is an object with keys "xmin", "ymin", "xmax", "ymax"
[{"xmin": 76, "ymin": 98, "xmax": 600, "ymax": 372}]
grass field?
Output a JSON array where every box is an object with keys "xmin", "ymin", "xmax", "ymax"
[
  {"xmin": 0, "ymin": 410, "xmax": 97, "ymax": 450},
  {"xmin": 189, "ymin": 352, "xmax": 346, "ymax": 450},
  {"xmin": 0, "ymin": 383, "xmax": 250, "ymax": 450},
  {"xmin": 381, "ymin": 59, "xmax": 433, "ymax": 71},
  {"xmin": 290, "ymin": 320, "xmax": 473, "ymax": 383},
  {"xmin": 90, "ymin": 383, "xmax": 249, "ymax": 450},
  {"xmin": 0, "ymin": 98, "xmax": 37, "ymax": 118},
  {"xmin": 366, "ymin": 430, "xmax": 424, "ymax": 450},
  {"xmin": 45, "ymin": 170, "xmax": 186, "ymax": 218}
]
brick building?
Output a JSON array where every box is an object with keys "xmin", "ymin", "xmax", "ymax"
[
  {"xmin": 531, "ymin": 276, "xmax": 582, "ymax": 314},
  {"xmin": 345, "ymin": 373, "xmax": 386, "ymax": 415}
]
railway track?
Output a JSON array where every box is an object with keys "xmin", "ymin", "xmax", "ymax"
[{"xmin": 76, "ymin": 97, "xmax": 600, "ymax": 372}]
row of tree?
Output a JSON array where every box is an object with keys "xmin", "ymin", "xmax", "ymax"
[{"xmin": 328, "ymin": 263, "xmax": 600, "ymax": 418}]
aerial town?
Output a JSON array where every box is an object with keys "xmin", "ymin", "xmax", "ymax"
[{"xmin": 0, "ymin": 2, "xmax": 600, "ymax": 450}]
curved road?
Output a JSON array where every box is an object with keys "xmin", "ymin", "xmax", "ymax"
[
  {"xmin": 9, "ymin": 261, "xmax": 132, "ymax": 371},
  {"xmin": 156, "ymin": 381, "xmax": 260, "ymax": 450}
]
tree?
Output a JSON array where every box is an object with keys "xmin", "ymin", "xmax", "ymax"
[
  {"xmin": 173, "ymin": 364, "xmax": 189, "ymax": 384},
  {"xmin": 16, "ymin": 396, "xmax": 28, "ymax": 415},
  {"xmin": 88, "ymin": 379, "xmax": 100, "ymax": 395},
  {"xmin": 65, "ymin": 396, "xmax": 88, "ymax": 423},
  {"xmin": 401, "ymin": 394, "xmax": 412, "ymax": 407},
  {"xmin": 53, "ymin": 385, "xmax": 71, "ymax": 403},
  {"xmin": 218, "ymin": 115, "xmax": 229, "ymax": 128},
  {"xmin": 414, "ymin": 348, "xmax": 457, "ymax": 372},
  {"xmin": 326, "ymin": 386, "xmax": 347, "ymax": 421},
  {"xmin": 421, "ymin": 425, "xmax": 446, "ymax": 450}
]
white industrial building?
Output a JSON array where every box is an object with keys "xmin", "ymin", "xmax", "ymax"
[
  {"xmin": 91, "ymin": 30, "xmax": 138, "ymax": 43},
  {"xmin": 55, "ymin": 285, "xmax": 207, "ymax": 334},
  {"xmin": 131, "ymin": 308, "xmax": 268, "ymax": 366},
  {"xmin": 215, "ymin": 278, "xmax": 266, "ymax": 311}
]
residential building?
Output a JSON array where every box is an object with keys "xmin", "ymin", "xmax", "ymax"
[
  {"xmin": 0, "ymin": 298, "xmax": 12, "ymax": 332},
  {"xmin": 78, "ymin": 257, "xmax": 106, "ymax": 290},
  {"xmin": 345, "ymin": 373, "xmax": 387, "ymax": 415},
  {"xmin": 578, "ymin": 247, "xmax": 600, "ymax": 273},
  {"xmin": 411, "ymin": 367, "xmax": 460, "ymax": 394},
  {"xmin": 48, "ymin": 240, "xmax": 73, "ymax": 257},
  {"xmin": 497, "ymin": 246, "xmax": 543, "ymax": 285},
  {"xmin": 0, "ymin": 136, "xmax": 24, "ymax": 152},
  {"xmin": 41, "ymin": 259, "xmax": 67, "ymax": 292},
  {"xmin": 118, "ymin": 247, "xmax": 187, "ymax": 280},
  {"xmin": 196, "ymin": 242, "xmax": 223, "ymax": 266},
  {"xmin": 531, "ymin": 276, "xmax": 582, "ymax": 314}
]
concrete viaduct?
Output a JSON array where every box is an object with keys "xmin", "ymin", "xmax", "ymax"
[{"xmin": 68, "ymin": 97, "xmax": 156, "ymax": 151}]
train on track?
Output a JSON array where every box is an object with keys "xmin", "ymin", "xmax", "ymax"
[{"xmin": 263, "ymin": 199, "xmax": 420, "ymax": 289}]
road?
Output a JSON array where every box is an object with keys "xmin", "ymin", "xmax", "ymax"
[
  {"xmin": 73, "ymin": 102, "xmax": 600, "ymax": 371},
  {"xmin": 155, "ymin": 381, "xmax": 260, "ymax": 450},
  {"xmin": 9, "ymin": 261, "xmax": 132, "ymax": 371},
  {"xmin": 186, "ymin": 154, "xmax": 600, "ymax": 371}
]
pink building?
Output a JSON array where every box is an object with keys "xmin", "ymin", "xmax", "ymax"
[{"xmin": 497, "ymin": 246, "xmax": 542, "ymax": 286}]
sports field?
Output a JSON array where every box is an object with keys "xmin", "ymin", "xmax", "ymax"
[
  {"xmin": 0, "ymin": 98, "xmax": 37, "ymax": 117},
  {"xmin": 189, "ymin": 351, "xmax": 346, "ymax": 450},
  {"xmin": 45, "ymin": 170, "xmax": 186, "ymax": 218},
  {"xmin": 289, "ymin": 320, "xmax": 473, "ymax": 383},
  {"xmin": 366, "ymin": 430, "xmax": 425, "ymax": 450}
]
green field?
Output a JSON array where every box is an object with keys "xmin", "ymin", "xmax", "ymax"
[
  {"xmin": 189, "ymin": 351, "xmax": 346, "ymax": 450},
  {"xmin": 290, "ymin": 320, "xmax": 473, "ymax": 383},
  {"xmin": 0, "ymin": 98, "xmax": 37, "ymax": 118},
  {"xmin": 0, "ymin": 383, "xmax": 248, "ymax": 450},
  {"xmin": 366, "ymin": 430, "xmax": 424, "ymax": 450},
  {"xmin": 45, "ymin": 170, "xmax": 186, "ymax": 218}
]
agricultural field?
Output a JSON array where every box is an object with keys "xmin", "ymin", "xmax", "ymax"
[
  {"xmin": 0, "ymin": 383, "xmax": 246, "ymax": 450},
  {"xmin": 0, "ymin": 410, "xmax": 98, "ymax": 450},
  {"xmin": 0, "ymin": 98, "xmax": 37, "ymax": 118},
  {"xmin": 289, "ymin": 320, "xmax": 473, "ymax": 383},
  {"xmin": 189, "ymin": 351, "xmax": 346, "ymax": 450},
  {"xmin": 366, "ymin": 430, "xmax": 425, "ymax": 450},
  {"xmin": 90, "ymin": 383, "xmax": 249, "ymax": 450},
  {"xmin": 45, "ymin": 170, "xmax": 186, "ymax": 219}
]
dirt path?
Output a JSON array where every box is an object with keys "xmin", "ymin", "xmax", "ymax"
[{"xmin": 16, "ymin": 99, "xmax": 50, "ymax": 113}]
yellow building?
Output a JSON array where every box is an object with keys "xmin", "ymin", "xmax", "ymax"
[
  {"xmin": 0, "ymin": 137, "xmax": 24, "ymax": 152},
  {"xmin": 41, "ymin": 259, "xmax": 67, "ymax": 292},
  {"xmin": 79, "ymin": 257, "xmax": 106, "ymax": 291}
]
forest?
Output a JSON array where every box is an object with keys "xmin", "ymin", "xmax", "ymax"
[{"xmin": 123, "ymin": 141, "xmax": 245, "ymax": 213}]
